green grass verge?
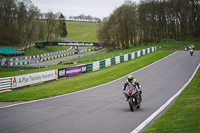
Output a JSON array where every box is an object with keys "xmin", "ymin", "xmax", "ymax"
[
  {"xmin": 145, "ymin": 67, "xmax": 200, "ymax": 133},
  {"xmin": 24, "ymin": 46, "xmax": 70, "ymax": 56},
  {"xmin": 0, "ymin": 50, "xmax": 174, "ymax": 101}
]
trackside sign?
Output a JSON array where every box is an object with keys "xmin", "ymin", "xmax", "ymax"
[
  {"xmin": 12, "ymin": 70, "xmax": 58, "ymax": 89},
  {"xmin": 58, "ymin": 42, "xmax": 93, "ymax": 46},
  {"xmin": 42, "ymin": 42, "xmax": 104, "ymax": 47},
  {"xmin": 58, "ymin": 65, "xmax": 87, "ymax": 78},
  {"xmin": 66, "ymin": 65, "xmax": 87, "ymax": 77}
]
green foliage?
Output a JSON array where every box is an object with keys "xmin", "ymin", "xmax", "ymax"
[
  {"xmin": 98, "ymin": 0, "xmax": 200, "ymax": 50},
  {"xmin": 97, "ymin": 3, "xmax": 137, "ymax": 49},
  {"xmin": 35, "ymin": 42, "xmax": 45, "ymax": 49},
  {"xmin": 0, "ymin": 1, "xmax": 67, "ymax": 48},
  {"xmin": 58, "ymin": 13, "xmax": 68, "ymax": 37},
  {"xmin": 0, "ymin": 0, "xmax": 47, "ymax": 47}
]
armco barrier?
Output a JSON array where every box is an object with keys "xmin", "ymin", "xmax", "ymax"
[
  {"xmin": 131, "ymin": 52, "xmax": 135, "ymax": 59},
  {"xmin": 135, "ymin": 52, "xmax": 137, "ymax": 58},
  {"xmin": 0, "ymin": 47, "xmax": 156, "ymax": 90},
  {"xmin": 93, "ymin": 61, "xmax": 100, "ymax": 71},
  {"xmin": 41, "ymin": 47, "xmax": 156, "ymax": 84},
  {"xmin": 0, "ymin": 77, "xmax": 12, "ymax": 91},
  {"xmin": 86, "ymin": 63, "xmax": 93, "ymax": 72},
  {"xmin": 100, "ymin": 60, "xmax": 105, "ymax": 69},
  {"xmin": 120, "ymin": 55, "xmax": 124, "ymax": 63},
  {"xmin": 141, "ymin": 50, "xmax": 143, "ymax": 56},
  {"xmin": 124, "ymin": 54, "xmax": 128, "ymax": 61},
  {"xmin": 128, "ymin": 54, "xmax": 132, "ymax": 60},
  {"xmin": 105, "ymin": 58, "xmax": 111, "ymax": 67},
  {"xmin": 111, "ymin": 57, "xmax": 115, "ymax": 65},
  {"xmin": 7, "ymin": 46, "xmax": 78, "ymax": 66},
  {"xmin": 137, "ymin": 50, "xmax": 141, "ymax": 57},
  {"xmin": 85, "ymin": 47, "xmax": 156, "ymax": 74},
  {"xmin": 115, "ymin": 56, "xmax": 120, "ymax": 64}
]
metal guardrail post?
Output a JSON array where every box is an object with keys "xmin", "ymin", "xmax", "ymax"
[{"xmin": 0, "ymin": 77, "xmax": 12, "ymax": 91}]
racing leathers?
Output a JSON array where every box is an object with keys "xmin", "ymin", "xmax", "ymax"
[{"xmin": 123, "ymin": 79, "xmax": 142, "ymax": 102}]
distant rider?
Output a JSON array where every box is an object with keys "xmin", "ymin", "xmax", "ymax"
[
  {"xmin": 188, "ymin": 44, "xmax": 192, "ymax": 50},
  {"xmin": 191, "ymin": 44, "xmax": 195, "ymax": 50},
  {"xmin": 123, "ymin": 75, "xmax": 142, "ymax": 102}
]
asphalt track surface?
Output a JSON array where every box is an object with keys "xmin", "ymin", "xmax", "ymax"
[{"xmin": 0, "ymin": 51, "xmax": 200, "ymax": 133}]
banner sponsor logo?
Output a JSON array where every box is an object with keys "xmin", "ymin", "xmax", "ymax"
[
  {"xmin": 81, "ymin": 65, "xmax": 87, "ymax": 73},
  {"xmin": 65, "ymin": 65, "xmax": 87, "ymax": 77},
  {"xmin": 12, "ymin": 70, "xmax": 58, "ymax": 89},
  {"xmin": 58, "ymin": 42, "xmax": 94, "ymax": 46},
  {"xmin": 58, "ymin": 69, "xmax": 66, "ymax": 78},
  {"xmin": 42, "ymin": 42, "xmax": 105, "ymax": 47},
  {"xmin": 57, "ymin": 65, "xmax": 87, "ymax": 78}
]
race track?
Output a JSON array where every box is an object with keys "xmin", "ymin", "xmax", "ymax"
[
  {"xmin": 0, "ymin": 51, "xmax": 200, "ymax": 133},
  {"xmin": 32, "ymin": 47, "xmax": 97, "ymax": 65}
]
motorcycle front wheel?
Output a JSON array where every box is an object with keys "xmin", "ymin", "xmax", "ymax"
[
  {"xmin": 190, "ymin": 51, "xmax": 193, "ymax": 56},
  {"xmin": 128, "ymin": 99, "xmax": 135, "ymax": 111}
]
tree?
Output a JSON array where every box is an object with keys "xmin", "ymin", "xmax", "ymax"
[
  {"xmin": 0, "ymin": 0, "xmax": 18, "ymax": 46},
  {"xmin": 58, "ymin": 13, "xmax": 68, "ymax": 38},
  {"xmin": 97, "ymin": 1, "xmax": 137, "ymax": 49},
  {"xmin": 45, "ymin": 11, "xmax": 58, "ymax": 42}
]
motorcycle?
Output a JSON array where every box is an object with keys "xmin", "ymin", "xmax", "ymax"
[
  {"xmin": 124, "ymin": 84, "xmax": 141, "ymax": 111},
  {"xmin": 189, "ymin": 49, "xmax": 193, "ymax": 56}
]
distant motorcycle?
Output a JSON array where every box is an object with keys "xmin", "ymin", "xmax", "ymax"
[
  {"xmin": 189, "ymin": 49, "xmax": 193, "ymax": 56},
  {"xmin": 124, "ymin": 84, "xmax": 141, "ymax": 111},
  {"xmin": 184, "ymin": 47, "xmax": 187, "ymax": 51}
]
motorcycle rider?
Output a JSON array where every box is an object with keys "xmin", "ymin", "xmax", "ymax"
[
  {"xmin": 123, "ymin": 75, "xmax": 142, "ymax": 102},
  {"xmin": 188, "ymin": 44, "xmax": 192, "ymax": 49}
]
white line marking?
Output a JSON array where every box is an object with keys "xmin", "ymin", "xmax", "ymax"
[
  {"xmin": 0, "ymin": 51, "xmax": 176, "ymax": 109},
  {"xmin": 131, "ymin": 62, "xmax": 200, "ymax": 133}
]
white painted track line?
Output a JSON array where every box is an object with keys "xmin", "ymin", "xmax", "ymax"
[{"xmin": 131, "ymin": 63, "xmax": 200, "ymax": 133}]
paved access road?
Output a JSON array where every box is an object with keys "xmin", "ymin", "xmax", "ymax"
[{"xmin": 0, "ymin": 51, "xmax": 200, "ymax": 133}]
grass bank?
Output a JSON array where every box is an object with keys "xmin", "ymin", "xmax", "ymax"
[
  {"xmin": 0, "ymin": 50, "xmax": 174, "ymax": 101},
  {"xmin": 145, "ymin": 67, "xmax": 200, "ymax": 133},
  {"xmin": 24, "ymin": 46, "xmax": 70, "ymax": 56},
  {"xmin": 66, "ymin": 21, "xmax": 99, "ymax": 42}
]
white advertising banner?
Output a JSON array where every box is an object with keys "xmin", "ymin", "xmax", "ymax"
[{"xmin": 12, "ymin": 70, "xmax": 58, "ymax": 89}]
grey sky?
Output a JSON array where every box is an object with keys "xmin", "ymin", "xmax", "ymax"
[{"xmin": 31, "ymin": 0, "xmax": 140, "ymax": 19}]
